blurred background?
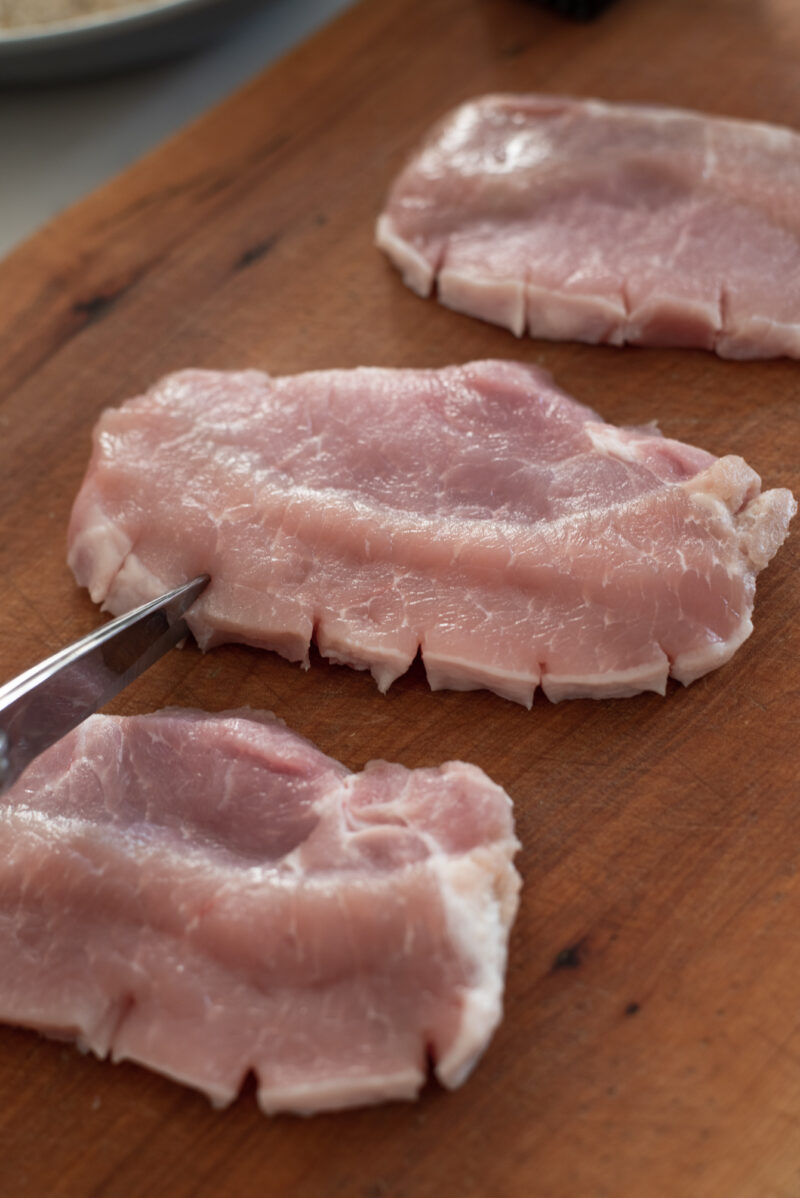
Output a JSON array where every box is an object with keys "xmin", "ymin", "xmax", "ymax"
[{"xmin": 0, "ymin": 0, "xmax": 356, "ymax": 257}]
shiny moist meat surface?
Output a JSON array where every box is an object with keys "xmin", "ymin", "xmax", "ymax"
[
  {"xmin": 68, "ymin": 362, "xmax": 796, "ymax": 705},
  {"xmin": 0, "ymin": 707, "xmax": 521, "ymax": 1114},
  {"xmin": 377, "ymin": 95, "xmax": 800, "ymax": 359}
]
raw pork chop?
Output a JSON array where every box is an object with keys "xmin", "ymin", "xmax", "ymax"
[
  {"xmin": 0, "ymin": 708, "xmax": 520, "ymax": 1114},
  {"xmin": 67, "ymin": 362, "xmax": 795, "ymax": 706},
  {"xmin": 376, "ymin": 95, "xmax": 800, "ymax": 358}
]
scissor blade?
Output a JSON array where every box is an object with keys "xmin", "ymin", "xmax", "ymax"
[{"xmin": 0, "ymin": 575, "xmax": 209, "ymax": 794}]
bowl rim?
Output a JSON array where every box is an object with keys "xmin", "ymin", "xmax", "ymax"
[{"xmin": 0, "ymin": 0, "xmax": 223, "ymax": 46}]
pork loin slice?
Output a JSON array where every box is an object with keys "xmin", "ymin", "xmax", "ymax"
[
  {"xmin": 0, "ymin": 708, "xmax": 520, "ymax": 1114},
  {"xmin": 376, "ymin": 95, "xmax": 800, "ymax": 359},
  {"xmin": 68, "ymin": 362, "xmax": 795, "ymax": 705}
]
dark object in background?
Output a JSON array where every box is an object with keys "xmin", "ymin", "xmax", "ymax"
[{"xmin": 537, "ymin": 0, "xmax": 617, "ymax": 20}]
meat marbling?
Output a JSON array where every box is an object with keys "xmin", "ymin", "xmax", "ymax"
[
  {"xmin": 376, "ymin": 95, "xmax": 800, "ymax": 358},
  {"xmin": 0, "ymin": 708, "xmax": 521, "ymax": 1114},
  {"xmin": 67, "ymin": 361, "xmax": 796, "ymax": 706}
]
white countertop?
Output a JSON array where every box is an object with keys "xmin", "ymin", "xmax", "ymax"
[{"xmin": 0, "ymin": 0, "xmax": 355, "ymax": 259}]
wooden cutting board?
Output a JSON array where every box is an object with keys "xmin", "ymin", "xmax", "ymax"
[{"xmin": 1, "ymin": 1, "xmax": 798, "ymax": 1194}]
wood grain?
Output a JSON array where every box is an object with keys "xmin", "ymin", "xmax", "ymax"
[{"xmin": 1, "ymin": 1, "xmax": 799, "ymax": 1195}]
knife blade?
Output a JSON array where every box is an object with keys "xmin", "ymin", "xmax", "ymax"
[{"xmin": 0, "ymin": 574, "xmax": 209, "ymax": 794}]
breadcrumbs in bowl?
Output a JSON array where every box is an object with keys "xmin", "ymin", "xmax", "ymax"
[{"xmin": 0, "ymin": 0, "xmax": 174, "ymax": 30}]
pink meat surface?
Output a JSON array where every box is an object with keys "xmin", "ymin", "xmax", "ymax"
[
  {"xmin": 0, "ymin": 708, "xmax": 521, "ymax": 1114},
  {"xmin": 67, "ymin": 362, "xmax": 795, "ymax": 706},
  {"xmin": 376, "ymin": 95, "xmax": 800, "ymax": 358}
]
